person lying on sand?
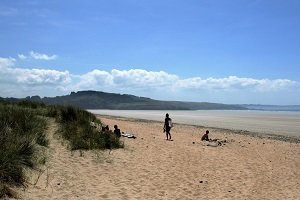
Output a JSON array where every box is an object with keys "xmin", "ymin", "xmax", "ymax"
[{"xmin": 201, "ymin": 130, "xmax": 210, "ymax": 141}]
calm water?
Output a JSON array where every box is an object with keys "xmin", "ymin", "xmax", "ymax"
[{"xmin": 88, "ymin": 110, "xmax": 300, "ymax": 137}]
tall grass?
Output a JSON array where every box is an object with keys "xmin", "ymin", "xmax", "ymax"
[
  {"xmin": 0, "ymin": 100, "xmax": 123, "ymax": 198},
  {"xmin": 0, "ymin": 103, "xmax": 48, "ymax": 198}
]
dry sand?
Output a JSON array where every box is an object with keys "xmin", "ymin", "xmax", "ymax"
[{"xmin": 19, "ymin": 116, "xmax": 300, "ymax": 200}]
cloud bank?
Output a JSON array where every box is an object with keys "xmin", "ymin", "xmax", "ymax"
[{"xmin": 0, "ymin": 56, "xmax": 298, "ymax": 104}]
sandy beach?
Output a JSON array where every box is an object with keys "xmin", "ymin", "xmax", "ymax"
[
  {"xmin": 19, "ymin": 116, "xmax": 300, "ymax": 200},
  {"xmin": 89, "ymin": 110, "xmax": 300, "ymax": 137}
]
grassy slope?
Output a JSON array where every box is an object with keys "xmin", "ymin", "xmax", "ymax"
[{"xmin": 0, "ymin": 100, "xmax": 123, "ymax": 198}]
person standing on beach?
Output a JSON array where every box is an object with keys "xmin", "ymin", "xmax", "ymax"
[{"xmin": 163, "ymin": 113, "xmax": 173, "ymax": 140}]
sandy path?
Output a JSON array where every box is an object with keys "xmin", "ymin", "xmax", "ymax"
[{"xmin": 20, "ymin": 117, "xmax": 300, "ymax": 199}]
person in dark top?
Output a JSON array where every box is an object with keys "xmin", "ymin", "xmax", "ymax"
[
  {"xmin": 163, "ymin": 113, "xmax": 173, "ymax": 140},
  {"xmin": 113, "ymin": 125, "xmax": 121, "ymax": 138},
  {"xmin": 201, "ymin": 130, "xmax": 209, "ymax": 141},
  {"xmin": 102, "ymin": 125, "xmax": 109, "ymax": 132}
]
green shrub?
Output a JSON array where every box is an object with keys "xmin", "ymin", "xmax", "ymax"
[
  {"xmin": 56, "ymin": 106, "xmax": 123, "ymax": 150},
  {"xmin": 17, "ymin": 100, "xmax": 46, "ymax": 109},
  {"xmin": 45, "ymin": 105, "xmax": 60, "ymax": 118},
  {"xmin": 58, "ymin": 106, "xmax": 97, "ymax": 124}
]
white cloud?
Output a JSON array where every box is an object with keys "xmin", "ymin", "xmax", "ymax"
[
  {"xmin": 29, "ymin": 51, "xmax": 57, "ymax": 60},
  {"xmin": 0, "ymin": 57, "xmax": 16, "ymax": 68},
  {"xmin": 76, "ymin": 70, "xmax": 296, "ymax": 92},
  {"xmin": 0, "ymin": 57, "xmax": 71, "ymax": 89},
  {"xmin": 111, "ymin": 69, "xmax": 178, "ymax": 87},
  {"xmin": 75, "ymin": 69, "xmax": 179, "ymax": 91},
  {"xmin": 76, "ymin": 69, "xmax": 114, "ymax": 90},
  {"xmin": 176, "ymin": 76, "xmax": 297, "ymax": 91},
  {"xmin": 0, "ymin": 56, "xmax": 299, "ymax": 104},
  {"xmin": 17, "ymin": 51, "xmax": 57, "ymax": 60},
  {"xmin": 14, "ymin": 68, "xmax": 71, "ymax": 85},
  {"xmin": 18, "ymin": 54, "xmax": 27, "ymax": 60}
]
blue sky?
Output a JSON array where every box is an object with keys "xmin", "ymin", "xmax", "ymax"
[{"xmin": 0, "ymin": 0, "xmax": 300, "ymax": 104}]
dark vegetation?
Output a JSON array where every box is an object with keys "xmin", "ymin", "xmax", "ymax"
[
  {"xmin": 0, "ymin": 90, "xmax": 247, "ymax": 110},
  {"xmin": 0, "ymin": 101, "xmax": 48, "ymax": 198},
  {"xmin": 0, "ymin": 100, "xmax": 123, "ymax": 198},
  {"xmin": 56, "ymin": 106, "xmax": 123, "ymax": 150}
]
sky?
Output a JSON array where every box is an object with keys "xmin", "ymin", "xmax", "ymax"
[{"xmin": 0, "ymin": 0, "xmax": 300, "ymax": 105}]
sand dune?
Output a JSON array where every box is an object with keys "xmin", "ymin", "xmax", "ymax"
[{"xmin": 19, "ymin": 116, "xmax": 300, "ymax": 200}]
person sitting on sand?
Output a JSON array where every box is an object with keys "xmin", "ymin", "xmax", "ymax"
[
  {"xmin": 163, "ymin": 113, "xmax": 173, "ymax": 140},
  {"xmin": 113, "ymin": 125, "xmax": 121, "ymax": 138},
  {"xmin": 201, "ymin": 130, "xmax": 210, "ymax": 141},
  {"xmin": 102, "ymin": 125, "xmax": 109, "ymax": 132}
]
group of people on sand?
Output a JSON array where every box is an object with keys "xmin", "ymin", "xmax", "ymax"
[
  {"xmin": 101, "ymin": 124, "xmax": 121, "ymax": 138},
  {"xmin": 163, "ymin": 113, "xmax": 210, "ymax": 141},
  {"xmin": 102, "ymin": 124, "xmax": 136, "ymax": 139},
  {"xmin": 101, "ymin": 113, "xmax": 210, "ymax": 141}
]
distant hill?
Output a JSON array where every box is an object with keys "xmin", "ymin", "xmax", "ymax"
[{"xmin": 0, "ymin": 91, "xmax": 247, "ymax": 110}]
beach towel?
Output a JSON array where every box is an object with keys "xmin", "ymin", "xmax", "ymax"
[{"xmin": 121, "ymin": 132, "xmax": 136, "ymax": 139}]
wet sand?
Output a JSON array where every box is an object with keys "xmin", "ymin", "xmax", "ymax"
[{"xmin": 89, "ymin": 110, "xmax": 300, "ymax": 137}]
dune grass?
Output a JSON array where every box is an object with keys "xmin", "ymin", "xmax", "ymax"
[
  {"xmin": 56, "ymin": 106, "xmax": 124, "ymax": 150},
  {"xmin": 0, "ymin": 100, "xmax": 123, "ymax": 198},
  {"xmin": 0, "ymin": 102, "xmax": 48, "ymax": 198}
]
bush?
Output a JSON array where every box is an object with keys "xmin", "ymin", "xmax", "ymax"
[
  {"xmin": 45, "ymin": 105, "xmax": 60, "ymax": 118},
  {"xmin": 17, "ymin": 100, "xmax": 46, "ymax": 109},
  {"xmin": 56, "ymin": 106, "xmax": 123, "ymax": 150}
]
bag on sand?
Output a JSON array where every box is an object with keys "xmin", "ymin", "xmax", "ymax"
[{"xmin": 168, "ymin": 119, "xmax": 173, "ymax": 128}]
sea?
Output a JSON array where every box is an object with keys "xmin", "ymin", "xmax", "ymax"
[{"xmin": 88, "ymin": 110, "xmax": 300, "ymax": 137}]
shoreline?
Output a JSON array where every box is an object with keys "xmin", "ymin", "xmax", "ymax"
[
  {"xmin": 96, "ymin": 114, "xmax": 300, "ymax": 144},
  {"xmin": 89, "ymin": 109, "xmax": 300, "ymax": 137}
]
